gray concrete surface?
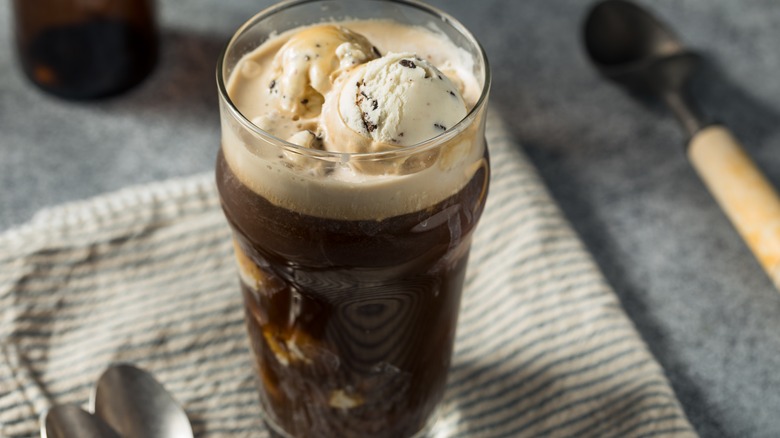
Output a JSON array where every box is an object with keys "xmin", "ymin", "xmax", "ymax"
[{"xmin": 1, "ymin": 1, "xmax": 779, "ymax": 436}]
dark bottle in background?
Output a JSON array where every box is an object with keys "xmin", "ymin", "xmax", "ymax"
[{"xmin": 12, "ymin": 0, "xmax": 158, "ymax": 100}]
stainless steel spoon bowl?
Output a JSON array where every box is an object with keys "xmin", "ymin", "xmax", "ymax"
[
  {"xmin": 584, "ymin": 0, "xmax": 703, "ymax": 136},
  {"xmin": 41, "ymin": 404, "xmax": 120, "ymax": 438},
  {"xmin": 91, "ymin": 364, "xmax": 194, "ymax": 438}
]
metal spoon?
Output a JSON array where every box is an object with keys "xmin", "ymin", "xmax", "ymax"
[
  {"xmin": 41, "ymin": 404, "xmax": 119, "ymax": 438},
  {"xmin": 584, "ymin": 0, "xmax": 780, "ymax": 290},
  {"xmin": 91, "ymin": 364, "xmax": 194, "ymax": 438},
  {"xmin": 583, "ymin": 0, "xmax": 704, "ymax": 136}
]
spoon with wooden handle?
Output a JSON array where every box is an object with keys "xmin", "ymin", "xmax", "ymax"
[{"xmin": 583, "ymin": 0, "xmax": 780, "ymax": 289}]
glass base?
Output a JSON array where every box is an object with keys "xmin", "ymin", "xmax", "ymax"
[{"xmin": 261, "ymin": 403, "xmax": 450, "ymax": 438}]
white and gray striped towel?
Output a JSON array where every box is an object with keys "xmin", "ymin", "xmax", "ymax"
[{"xmin": 0, "ymin": 115, "xmax": 696, "ymax": 437}]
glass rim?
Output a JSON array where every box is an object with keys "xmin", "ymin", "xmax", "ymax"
[{"xmin": 215, "ymin": 0, "xmax": 492, "ymax": 160}]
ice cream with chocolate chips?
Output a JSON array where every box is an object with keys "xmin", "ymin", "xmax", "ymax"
[
  {"xmin": 224, "ymin": 20, "xmax": 483, "ymax": 219},
  {"xmin": 332, "ymin": 52, "xmax": 468, "ymax": 152}
]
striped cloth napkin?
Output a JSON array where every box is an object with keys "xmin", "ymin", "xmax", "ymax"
[{"xmin": 0, "ymin": 115, "xmax": 696, "ymax": 438}]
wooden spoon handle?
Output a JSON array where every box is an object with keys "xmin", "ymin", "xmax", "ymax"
[{"xmin": 688, "ymin": 125, "xmax": 780, "ymax": 290}]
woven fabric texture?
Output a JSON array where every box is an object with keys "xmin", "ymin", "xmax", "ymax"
[{"xmin": 0, "ymin": 116, "xmax": 695, "ymax": 437}]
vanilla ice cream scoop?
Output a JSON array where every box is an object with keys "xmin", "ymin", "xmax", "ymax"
[
  {"xmin": 270, "ymin": 24, "xmax": 379, "ymax": 117},
  {"xmin": 337, "ymin": 53, "xmax": 468, "ymax": 147}
]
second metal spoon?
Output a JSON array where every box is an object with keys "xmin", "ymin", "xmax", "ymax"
[{"xmin": 91, "ymin": 364, "xmax": 194, "ymax": 438}]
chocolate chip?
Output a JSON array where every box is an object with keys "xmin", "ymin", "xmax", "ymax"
[
  {"xmin": 301, "ymin": 98, "xmax": 309, "ymax": 104},
  {"xmin": 304, "ymin": 55, "xmax": 311, "ymax": 61},
  {"xmin": 309, "ymin": 131, "xmax": 324, "ymax": 150},
  {"xmin": 399, "ymin": 132, "xmax": 404, "ymax": 137},
  {"xmin": 362, "ymin": 112, "xmax": 378, "ymax": 133},
  {"xmin": 434, "ymin": 123, "xmax": 447, "ymax": 131},
  {"xmin": 269, "ymin": 79, "xmax": 276, "ymax": 90},
  {"xmin": 316, "ymin": 43, "xmax": 321, "ymax": 48},
  {"xmin": 356, "ymin": 82, "xmax": 380, "ymax": 133},
  {"xmin": 399, "ymin": 59, "xmax": 416, "ymax": 69}
]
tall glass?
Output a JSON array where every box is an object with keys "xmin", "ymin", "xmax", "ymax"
[
  {"xmin": 216, "ymin": 1, "xmax": 490, "ymax": 436},
  {"xmin": 12, "ymin": 0, "xmax": 157, "ymax": 99}
]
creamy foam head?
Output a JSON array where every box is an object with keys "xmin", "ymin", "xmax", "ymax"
[{"xmin": 222, "ymin": 19, "xmax": 486, "ymax": 220}]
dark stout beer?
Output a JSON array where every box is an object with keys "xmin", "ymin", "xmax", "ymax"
[{"xmin": 216, "ymin": 148, "xmax": 488, "ymax": 437}]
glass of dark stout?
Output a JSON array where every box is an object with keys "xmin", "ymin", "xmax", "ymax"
[
  {"xmin": 12, "ymin": 0, "xmax": 157, "ymax": 100},
  {"xmin": 216, "ymin": 1, "xmax": 490, "ymax": 436}
]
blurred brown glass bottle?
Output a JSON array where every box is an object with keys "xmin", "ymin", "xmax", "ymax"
[{"xmin": 12, "ymin": 0, "xmax": 158, "ymax": 100}]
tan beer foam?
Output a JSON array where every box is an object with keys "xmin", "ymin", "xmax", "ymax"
[{"xmin": 222, "ymin": 20, "xmax": 486, "ymax": 220}]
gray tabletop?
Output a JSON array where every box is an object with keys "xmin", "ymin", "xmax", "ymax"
[{"xmin": 1, "ymin": 1, "xmax": 779, "ymax": 437}]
